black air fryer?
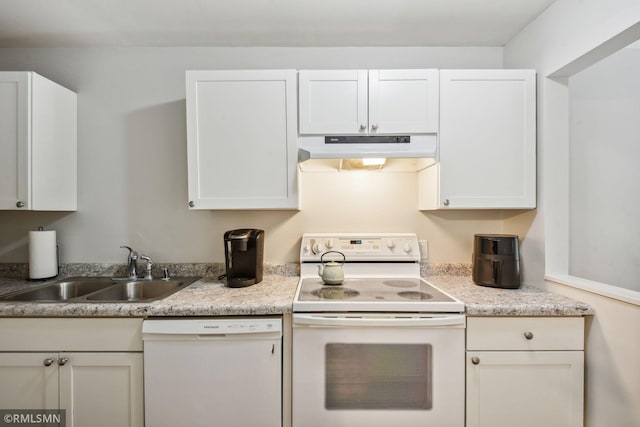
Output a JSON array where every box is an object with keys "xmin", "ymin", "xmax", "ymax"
[
  {"xmin": 472, "ymin": 234, "xmax": 521, "ymax": 289},
  {"xmin": 223, "ymin": 229, "xmax": 264, "ymax": 288}
]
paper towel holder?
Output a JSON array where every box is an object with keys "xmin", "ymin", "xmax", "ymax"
[{"xmin": 29, "ymin": 226, "xmax": 60, "ymax": 280}]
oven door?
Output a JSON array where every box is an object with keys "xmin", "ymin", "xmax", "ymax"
[{"xmin": 292, "ymin": 313, "xmax": 465, "ymax": 427}]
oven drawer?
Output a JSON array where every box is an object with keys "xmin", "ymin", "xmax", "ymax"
[{"xmin": 467, "ymin": 317, "xmax": 584, "ymax": 351}]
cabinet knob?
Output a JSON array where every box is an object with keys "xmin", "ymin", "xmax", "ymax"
[
  {"xmin": 359, "ymin": 124, "xmax": 366, "ymax": 130},
  {"xmin": 58, "ymin": 357, "xmax": 69, "ymax": 366},
  {"xmin": 443, "ymin": 199, "xmax": 450, "ymax": 206},
  {"xmin": 188, "ymin": 201, "xmax": 195, "ymax": 208},
  {"xmin": 524, "ymin": 331, "xmax": 534, "ymax": 340},
  {"xmin": 371, "ymin": 124, "xmax": 378, "ymax": 130},
  {"xmin": 16, "ymin": 201, "xmax": 25, "ymax": 208},
  {"xmin": 43, "ymin": 357, "xmax": 55, "ymax": 367},
  {"xmin": 471, "ymin": 356, "xmax": 480, "ymax": 365}
]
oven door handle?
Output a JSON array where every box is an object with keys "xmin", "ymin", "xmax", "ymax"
[{"xmin": 293, "ymin": 314, "xmax": 465, "ymax": 328}]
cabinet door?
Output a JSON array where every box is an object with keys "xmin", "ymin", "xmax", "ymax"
[
  {"xmin": 30, "ymin": 73, "xmax": 77, "ymax": 211},
  {"xmin": 0, "ymin": 353, "xmax": 58, "ymax": 410},
  {"xmin": 369, "ymin": 69, "xmax": 439, "ymax": 134},
  {"xmin": 466, "ymin": 351, "xmax": 584, "ymax": 427},
  {"xmin": 298, "ymin": 70, "xmax": 368, "ymax": 134},
  {"xmin": 186, "ymin": 70, "xmax": 299, "ymax": 209},
  {"xmin": 59, "ymin": 352, "xmax": 143, "ymax": 427},
  {"xmin": 438, "ymin": 69, "xmax": 536, "ymax": 209},
  {"xmin": 0, "ymin": 72, "xmax": 76, "ymax": 211},
  {"xmin": 0, "ymin": 72, "xmax": 29, "ymax": 209}
]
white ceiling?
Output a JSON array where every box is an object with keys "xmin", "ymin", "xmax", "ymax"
[{"xmin": 0, "ymin": 0, "xmax": 556, "ymax": 48}]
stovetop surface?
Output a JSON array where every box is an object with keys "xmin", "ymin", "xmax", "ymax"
[
  {"xmin": 297, "ymin": 278, "xmax": 454, "ymax": 302},
  {"xmin": 295, "ymin": 233, "xmax": 464, "ymax": 313},
  {"xmin": 293, "ymin": 277, "xmax": 465, "ymax": 313}
]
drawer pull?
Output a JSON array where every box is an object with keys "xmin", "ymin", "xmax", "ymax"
[
  {"xmin": 471, "ymin": 356, "xmax": 480, "ymax": 365},
  {"xmin": 524, "ymin": 331, "xmax": 534, "ymax": 340},
  {"xmin": 43, "ymin": 358, "xmax": 55, "ymax": 367}
]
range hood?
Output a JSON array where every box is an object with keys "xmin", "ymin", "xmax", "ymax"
[{"xmin": 298, "ymin": 135, "xmax": 437, "ymax": 161}]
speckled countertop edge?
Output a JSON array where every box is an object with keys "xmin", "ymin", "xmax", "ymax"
[
  {"xmin": 0, "ymin": 263, "xmax": 593, "ymax": 317},
  {"xmin": 427, "ymin": 276, "xmax": 594, "ymax": 316}
]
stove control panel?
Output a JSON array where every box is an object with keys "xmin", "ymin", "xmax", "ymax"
[{"xmin": 301, "ymin": 233, "xmax": 420, "ymax": 262}]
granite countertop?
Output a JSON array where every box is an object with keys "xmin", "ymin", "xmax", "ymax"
[
  {"xmin": 0, "ymin": 276, "xmax": 299, "ymax": 317},
  {"xmin": 0, "ymin": 273, "xmax": 593, "ymax": 318},
  {"xmin": 428, "ymin": 276, "xmax": 594, "ymax": 316}
]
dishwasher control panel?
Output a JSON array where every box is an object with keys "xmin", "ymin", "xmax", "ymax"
[
  {"xmin": 142, "ymin": 318, "xmax": 282, "ymax": 336},
  {"xmin": 197, "ymin": 319, "xmax": 280, "ymax": 334}
]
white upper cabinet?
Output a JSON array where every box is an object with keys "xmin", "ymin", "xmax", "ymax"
[
  {"xmin": 298, "ymin": 70, "xmax": 367, "ymax": 135},
  {"xmin": 0, "ymin": 72, "xmax": 77, "ymax": 211},
  {"xmin": 419, "ymin": 69, "xmax": 536, "ymax": 210},
  {"xmin": 298, "ymin": 69, "xmax": 439, "ymax": 135},
  {"xmin": 186, "ymin": 70, "xmax": 299, "ymax": 210}
]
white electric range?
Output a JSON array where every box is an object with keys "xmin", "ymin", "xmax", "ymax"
[{"xmin": 292, "ymin": 233, "xmax": 466, "ymax": 427}]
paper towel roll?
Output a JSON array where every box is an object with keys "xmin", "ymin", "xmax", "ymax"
[{"xmin": 29, "ymin": 230, "xmax": 58, "ymax": 279}]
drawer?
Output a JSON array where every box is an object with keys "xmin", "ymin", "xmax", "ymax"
[
  {"xmin": 467, "ymin": 317, "xmax": 584, "ymax": 351},
  {"xmin": 0, "ymin": 318, "xmax": 143, "ymax": 351}
]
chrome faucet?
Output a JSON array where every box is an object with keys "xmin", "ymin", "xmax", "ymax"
[
  {"xmin": 140, "ymin": 255, "xmax": 153, "ymax": 280},
  {"xmin": 120, "ymin": 246, "xmax": 139, "ymax": 279}
]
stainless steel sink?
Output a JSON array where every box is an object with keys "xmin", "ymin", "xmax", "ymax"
[
  {"xmin": 0, "ymin": 278, "xmax": 115, "ymax": 302},
  {"xmin": 85, "ymin": 279, "xmax": 192, "ymax": 302},
  {"xmin": 0, "ymin": 276, "xmax": 198, "ymax": 303}
]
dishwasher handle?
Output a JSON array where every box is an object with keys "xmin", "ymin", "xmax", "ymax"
[{"xmin": 293, "ymin": 313, "xmax": 465, "ymax": 328}]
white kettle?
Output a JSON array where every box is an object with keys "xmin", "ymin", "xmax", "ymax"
[{"xmin": 317, "ymin": 251, "xmax": 346, "ymax": 285}]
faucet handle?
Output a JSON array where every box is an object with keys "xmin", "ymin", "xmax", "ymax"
[{"xmin": 140, "ymin": 255, "xmax": 153, "ymax": 280}]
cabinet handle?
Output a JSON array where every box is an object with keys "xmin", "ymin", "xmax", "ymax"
[
  {"xmin": 359, "ymin": 124, "xmax": 366, "ymax": 130},
  {"xmin": 443, "ymin": 199, "xmax": 450, "ymax": 206},
  {"xmin": 43, "ymin": 358, "xmax": 55, "ymax": 367},
  {"xmin": 58, "ymin": 357, "xmax": 69, "ymax": 366},
  {"xmin": 371, "ymin": 124, "xmax": 378, "ymax": 130},
  {"xmin": 16, "ymin": 201, "xmax": 25, "ymax": 208},
  {"xmin": 471, "ymin": 356, "xmax": 480, "ymax": 365},
  {"xmin": 188, "ymin": 201, "xmax": 195, "ymax": 208},
  {"xmin": 524, "ymin": 331, "xmax": 534, "ymax": 340}
]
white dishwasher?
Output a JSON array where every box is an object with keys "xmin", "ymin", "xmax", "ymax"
[{"xmin": 142, "ymin": 317, "xmax": 282, "ymax": 427}]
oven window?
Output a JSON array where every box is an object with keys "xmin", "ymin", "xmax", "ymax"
[{"xmin": 325, "ymin": 343, "xmax": 432, "ymax": 410}]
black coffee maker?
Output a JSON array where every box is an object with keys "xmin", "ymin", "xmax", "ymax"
[
  {"xmin": 472, "ymin": 234, "xmax": 521, "ymax": 289},
  {"xmin": 223, "ymin": 229, "xmax": 264, "ymax": 288}
]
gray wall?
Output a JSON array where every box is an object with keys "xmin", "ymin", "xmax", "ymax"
[
  {"xmin": 504, "ymin": 0, "xmax": 640, "ymax": 425},
  {"xmin": 0, "ymin": 47, "xmax": 504, "ymax": 264},
  {"xmin": 569, "ymin": 45, "xmax": 640, "ymax": 291}
]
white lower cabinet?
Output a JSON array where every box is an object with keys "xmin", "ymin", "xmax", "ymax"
[
  {"xmin": 0, "ymin": 353, "xmax": 58, "ymax": 409},
  {"xmin": 0, "ymin": 319, "xmax": 143, "ymax": 427},
  {"xmin": 466, "ymin": 317, "xmax": 584, "ymax": 427}
]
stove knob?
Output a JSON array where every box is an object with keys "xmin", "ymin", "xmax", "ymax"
[
  {"xmin": 386, "ymin": 240, "xmax": 396, "ymax": 250},
  {"xmin": 302, "ymin": 242, "xmax": 311, "ymax": 254},
  {"xmin": 313, "ymin": 241, "xmax": 325, "ymax": 254},
  {"xmin": 325, "ymin": 239, "xmax": 335, "ymax": 249},
  {"xmin": 403, "ymin": 243, "xmax": 413, "ymax": 253}
]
